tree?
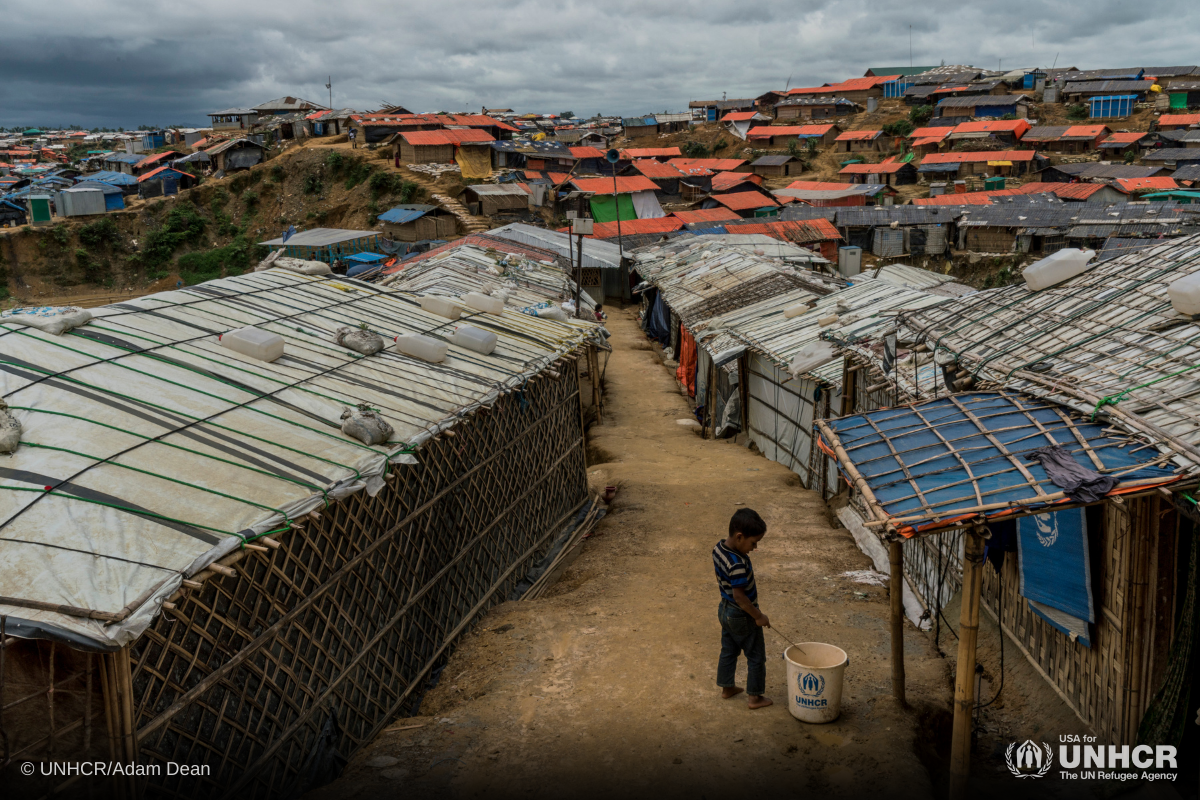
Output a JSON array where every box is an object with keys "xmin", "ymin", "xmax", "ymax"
[
  {"xmin": 559, "ymin": 111, "xmax": 575, "ymax": 120},
  {"xmin": 909, "ymin": 105, "xmax": 933, "ymax": 126},
  {"xmin": 1066, "ymin": 104, "xmax": 1089, "ymax": 121},
  {"xmin": 883, "ymin": 119, "xmax": 914, "ymax": 138}
]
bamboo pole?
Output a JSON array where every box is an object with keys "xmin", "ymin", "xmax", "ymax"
[
  {"xmin": 889, "ymin": 539, "xmax": 906, "ymax": 705},
  {"xmin": 949, "ymin": 529, "xmax": 986, "ymax": 800}
]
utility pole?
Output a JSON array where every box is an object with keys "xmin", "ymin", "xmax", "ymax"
[
  {"xmin": 909, "ymin": 26, "xmax": 912, "ymax": 68},
  {"xmin": 326, "ymin": 76, "xmax": 332, "ymax": 110}
]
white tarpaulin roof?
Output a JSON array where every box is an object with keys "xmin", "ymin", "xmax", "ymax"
[{"xmin": 0, "ymin": 270, "xmax": 594, "ymax": 649}]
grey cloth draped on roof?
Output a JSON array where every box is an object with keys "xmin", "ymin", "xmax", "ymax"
[{"xmin": 1024, "ymin": 444, "xmax": 1118, "ymax": 503}]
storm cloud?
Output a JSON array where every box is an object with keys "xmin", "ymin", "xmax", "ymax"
[{"xmin": 2, "ymin": 0, "xmax": 1198, "ymax": 128}]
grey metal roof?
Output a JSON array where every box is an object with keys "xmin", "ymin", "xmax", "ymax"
[
  {"xmin": 259, "ymin": 227, "xmax": 379, "ymax": 247},
  {"xmin": 208, "ymin": 108, "xmax": 257, "ymax": 117},
  {"xmin": 774, "ymin": 96, "xmax": 858, "ymax": 107},
  {"xmin": 1172, "ymin": 165, "xmax": 1200, "ymax": 182},
  {"xmin": 488, "ymin": 223, "xmax": 626, "ymax": 269},
  {"xmin": 904, "ymin": 85, "xmax": 939, "ymax": 97},
  {"xmin": 1043, "ymin": 163, "xmax": 1168, "ymax": 179},
  {"xmin": 1058, "ymin": 68, "xmax": 1144, "ymax": 81},
  {"xmin": 935, "ymin": 94, "xmax": 1030, "ymax": 107},
  {"xmin": 1158, "ymin": 81, "xmax": 1200, "ymax": 92},
  {"xmin": 776, "ymin": 205, "xmax": 842, "ymax": 222},
  {"xmin": 1142, "ymin": 66, "xmax": 1200, "ymax": 77},
  {"xmin": 836, "ymin": 206, "xmax": 964, "ymax": 226},
  {"xmin": 752, "ymin": 155, "xmax": 796, "ymax": 166},
  {"xmin": 491, "ymin": 140, "xmax": 574, "ymax": 157},
  {"xmin": 1158, "ymin": 129, "xmax": 1200, "ymax": 143},
  {"xmin": 1023, "ymin": 125, "xmax": 1071, "ymax": 140},
  {"xmin": 1143, "ymin": 148, "xmax": 1200, "ymax": 162},
  {"xmin": 1063, "ymin": 80, "xmax": 1155, "ymax": 94},
  {"xmin": 908, "ymin": 66, "xmax": 983, "ymax": 85},
  {"xmin": 1067, "ymin": 222, "xmax": 1200, "ymax": 238},
  {"xmin": 253, "ymin": 97, "xmax": 327, "ymax": 112}
]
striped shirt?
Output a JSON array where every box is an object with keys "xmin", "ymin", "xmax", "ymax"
[{"xmin": 713, "ymin": 540, "xmax": 757, "ymax": 604}]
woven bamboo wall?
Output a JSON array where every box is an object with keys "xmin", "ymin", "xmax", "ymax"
[
  {"xmin": 0, "ymin": 365, "xmax": 585, "ymax": 799},
  {"xmin": 899, "ymin": 497, "xmax": 1154, "ymax": 743}
]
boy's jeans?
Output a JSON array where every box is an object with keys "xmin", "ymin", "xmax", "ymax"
[{"xmin": 717, "ymin": 599, "xmax": 766, "ymax": 695}]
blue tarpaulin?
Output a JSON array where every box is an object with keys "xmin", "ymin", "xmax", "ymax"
[
  {"xmin": 1017, "ymin": 508, "xmax": 1094, "ymax": 646},
  {"xmin": 823, "ymin": 392, "xmax": 1177, "ymax": 534},
  {"xmin": 645, "ymin": 291, "xmax": 671, "ymax": 345}
]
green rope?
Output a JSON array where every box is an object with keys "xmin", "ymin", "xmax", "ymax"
[
  {"xmin": 1090, "ymin": 362, "xmax": 1200, "ymax": 420},
  {"xmin": 11, "ymin": 407, "xmax": 331, "ymax": 507},
  {"xmin": 21, "ymin": 442, "xmax": 292, "ymax": 527},
  {"xmin": 0, "ymin": 485, "xmax": 236, "ymax": 537}
]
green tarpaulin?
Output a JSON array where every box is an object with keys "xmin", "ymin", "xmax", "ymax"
[
  {"xmin": 589, "ymin": 193, "xmax": 636, "ymax": 223},
  {"xmin": 1170, "ymin": 92, "xmax": 1188, "ymax": 109}
]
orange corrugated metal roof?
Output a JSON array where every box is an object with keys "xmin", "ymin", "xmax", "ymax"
[
  {"xmin": 1158, "ymin": 114, "xmax": 1200, "ymax": 126},
  {"xmin": 569, "ymin": 146, "xmax": 604, "ymax": 158},
  {"xmin": 748, "ymin": 125, "xmax": 834, "ymax": 138},
  {"xmin": 952, "ymin": 120, "xmax": 1031, "ymax": 135},
  {"xmin": 671, "ymin": 208, "xmax": 740, "ymax": 224},
  {"xmin": 1101, "ymin": 132, "xmax": 1149, "ymax": 144},
  {"xmin": 620, "ymin": 147, "xmax": 682, "ymax": 159},
  {"xmin": 720, "ymin": 111, "xmax": 762, "ymax": 122},
  {"xmin": 711, "ymin": 172, "xmax": 761, "ymax": 191},
  {"xmin": 1062, "ymin": 125, "xmax": 1110, "ymax": 138},
  {"xmin": 570, "ymin": 176, "xmax": 659, "ymax": 194},
  {"xmin": 835, "ymin": 129, "xmax": 882, "ymax": 141},
  {"xmin": 731, "ymin": 218, "xmax": 841, "ymax": 241},
  {"xmin": 1115, "ymin": 177, "xmax": 1179, "ymax": 192},
  {"xmin": 711, "ymin": 191, "xmax": 779, "ymax": 210},
  {"xmin": 632, "ymin": 160, "xmax": 686, "ymax": 179},
  {"xmin": 1008, "ymin": 182, "xmax": 1123, "ymax": 199},
  {"xmin": 788, "ymin": 75, "xmax": 900, "ymax": 95},
  {"xmin": 400, "ymin": 129, "xmax": 494, "ymax": 145},
  {"xmin": 922, "ymin": 150, "xmax": 1037, "ymax": 163},
  {"xmin": 909, "ymin": 127, "xmax": 951, "ymax": 140},
  {"xmin": 840, "ymin": 160, "xmax": 909, "ymax": 174},
  {"xmin": 911, "ymin": 190, "xmax": 1020, "ymax": 206},
  {"xmin": 589, "ymin": 217, "xmax": 684, "ymax": 238},
  {"xmin": 137, "ymin": 165, "xmax": 187, "ymax": 183},
  {"xmin": 786, "ymin": 180, "xmax": 855, "ymax": 190},
  {"xmin": 136, "ymin": 151, "xmax": 176, "ymax": 168}
]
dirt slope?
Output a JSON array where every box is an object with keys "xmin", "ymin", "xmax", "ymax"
[{"xmin": 308, "ymin": 308, "xmax": 950, "ymax": 800}]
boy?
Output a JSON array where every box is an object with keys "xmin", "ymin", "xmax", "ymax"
[{"xmin": 713, "ymin": 508, "xmax": 772, "ymax": 709}]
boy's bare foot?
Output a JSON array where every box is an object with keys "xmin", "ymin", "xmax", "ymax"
[
  {"xmin": 748, "ymin": 695, "xmax": 773, "ymax": 709},
  {"xmin": 721, "ymin": 686, "xmax": 744, "ymax": 699}
]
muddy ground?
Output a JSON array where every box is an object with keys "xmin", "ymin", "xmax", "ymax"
[{"xmin": 307, "ymin": 309, "xmax": 1113, "ymax": 800}]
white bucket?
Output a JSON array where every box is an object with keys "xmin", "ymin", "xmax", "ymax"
[{"xmin": 784, "ymin": 642, "xmax": 848, "ymax": 724}]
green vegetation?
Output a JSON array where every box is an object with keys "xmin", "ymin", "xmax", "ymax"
[
  {"xmin": 134, "ymin": 204, "xmax": 207, "ymax": 269},
  {"xmin": 1066, "ymin": 103, "xmax": 1089, "ymax": 120},
  {"xmin": 713, "ymin": 138, "xmax": 729, "ymax": 152},
  {"xmin": 909, "ymin": 105, "xmax": 933, "ymax": 126},
  {"xmin": 1124, "ymin": 150, "xmax": 1137, "ymax": 164},
  {"xmin": 303, "ymin": 174, "xmax": 323, "ymax": 195},
  {"xmin": 269, "ymin": 164, "xmax": 285, "ymax": 183},
  {"xmin": 176, "ymin": 235, "xmax": 263, "ymax": 286},
  {"xmin": 78, "ymin": 217, "xmax": 121, "ymax": 248},
  {"xmin": 882, "ymin": 119, "xmax": 914, "ymax": 138},
  {"xmin": 242, "ymin": 190, "xmax": 259, "ymax": 209},
  {"xmin": 681, "ymin": 140, "xmax": 710, "ymax": 158}
]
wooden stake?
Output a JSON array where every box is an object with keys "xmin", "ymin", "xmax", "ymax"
[
  {"xmin": 949, "ymin": 529, "xmax": 985, "ymax": 800},
  {"xmin": 889, "ymin": 539, "xmax": 906, "ymax": 706}
]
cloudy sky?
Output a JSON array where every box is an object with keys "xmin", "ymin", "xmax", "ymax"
[{"xmin": 3, "ymin": 0, "xmax": 1199, "ymax": 129}]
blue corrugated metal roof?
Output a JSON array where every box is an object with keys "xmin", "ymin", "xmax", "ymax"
[
  {"xmin": 105, "ymin": 153, "xmax": 145, "ymax": 165},
  {"xmin": 344, "ymin": 252, "xmax": 388, "ymax": 264},
  {"xmin": 687, "ymin": 226, "xmax": 729, "ymax": 235},
  {"xmin": 377, "ymin": 205, "xmax": 433, "ymax": 224}
]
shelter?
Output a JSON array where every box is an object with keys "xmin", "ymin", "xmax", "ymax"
[
  {"xmin": 707, "ymin": 191, "xmax": 779, "ymax": 219},
  {"xmin": 747, "ymin": 125, "xmax": 838, "ymax": 148},
  {"xmin": 839, "ymin": 158, "xmax": 918, "ymax": 186},
  {"xmin": 773, "ymin": 96, "xmax": 858, "ymax": 121},
  {"xmin": 205, "ymin": 138, "xmax": 266, "ymax": 173},
  {"xmin": 487, "ymin": 222, "xmax": 630, "ymax": 301},
  {"xmin": 1062, "ymin": 80, "xmax": 1154, "ymax": 103},
  {"xmin": 0, "ymin": 269, "xmax": 599, "ymax": 798},
  {"xmin": 137, "ymin": 166, "xmax": 197, "ymax": 199},
  {"xmin": 253, "ymin": 96, "xmax": 328, "ymax": 116},
  {"xmin": 720, "ymin": 111, "xmax": 772, "ymax": 140},
  {"xmin": 947, "ymin": 119, "xmax": 1031, "ymax": 145},
  {"xmin": 751, "ymin": 155, "xmax": 798, "ymax": 177},
  {"xmin": 1098, "ymin": 131, "xmax": 1152, "ymax": 157},
  {"xmin": 621, "ymin": 116, "xmax": 658, "ymax": 137},
  {"xmin": 1142, "ymin": 148, "xmax": 1200, "ymax": 170},
  {"xmin": 934, "ymin": 95, "xmax": 1031, "ymax": 119},
  {"xmin": 1157, "ymin": 113, "xmax": 1200, "ymax": 131},
  {"xmin": 260, "ymin": 228, "xmax": 382, "ymax": 264},
  {"xmin": 919, "ymin": 150, "xmax": 1042, "ymax": 178},
  {"xmin": 376, "ymin": 204, "xmax": 458, "ymax": 241},
  {"xmin": 835, "ymin": 130, "xmax": 883, "ymax": 153},
  {"xmin": 460, "ymin": 183, "xmax": 530, "ymax": 216},
  {"xmin": 207, "ymin": 108, "xmax": 259, "ymax": 130}
]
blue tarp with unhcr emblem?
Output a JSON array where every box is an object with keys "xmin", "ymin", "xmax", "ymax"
[{"xmin": 1017, "ymin": 508, "xmax": 1095, "ymax": 646}]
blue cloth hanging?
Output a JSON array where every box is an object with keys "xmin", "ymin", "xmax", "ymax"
[{"xmin": 1017, "ymin": 508, "xmax": 1094, "ymax": 647}]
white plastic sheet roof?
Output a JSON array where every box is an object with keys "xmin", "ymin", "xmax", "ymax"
[{"xmin": 0, "ymin": 270, "xmax": 592, "ymax": 649}]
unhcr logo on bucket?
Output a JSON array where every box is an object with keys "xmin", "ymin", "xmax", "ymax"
[{"xmin": 795, "ymin": 671, "xmax": 827, "ymax": 708}]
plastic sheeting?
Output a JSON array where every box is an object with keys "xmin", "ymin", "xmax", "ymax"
[
  {"xmin": 746, "ymin": 354, "xmax": 823, "ymax": 486},
  {"xmin": 455, "ymin": 145, "xmax": 492, "ymax": 179},
  {"xmin": 0, "ymin": 271, "xmax": 594, "ymax": 649},
  {"xmin": 589, "ymin": 193, "xmax": 636, "ymax": 223},
  {"xmin": 676, "ymin": 326, "xmax": 697, "ymax": 397},
  {"xmin": 631, "ymin": 190, "xmax": 666, "ymax": 219}
]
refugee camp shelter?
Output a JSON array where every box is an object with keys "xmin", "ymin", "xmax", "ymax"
[
  {"xmin": 0, "ymin": 269, "xmax": 599, "ymax": 798},
  {"xmin": 460, "ymin": 184, "xmax": 530, "ymax": 216},
  {"xmin": 751, "ymin": 155, "xmax": 798, "ymax": 177},
  {"xmin": 773, "ymin": 96, "xmax": 858, "ymax": 121},
  {"xmin": 487, "ymin": 222, "xmax": 630, "ymax": 301},
  {"xmin": 260, "ymin": 228, "xmax": 382, "ymax": 263},
  {"xmin": 934, "ymin": 94, "xmax": 1031, "ymax": 119},
  {"xmin": 137, "ymin": 166, "xmax": 197, "ymax": 199},
  {"xmin": 377, "ymin": 204, "xmax": 458, "ymax": 241},
  {"xmin": 207, "ymin": 108, "xmax": 259, "ymax": 130},
  {"xmin": 205, "ymin": 138, "xmax": 266, "ymax": 173},
  {"xmin": 54, "ymin": 186, "xmax": 106, "ymax": 217}
]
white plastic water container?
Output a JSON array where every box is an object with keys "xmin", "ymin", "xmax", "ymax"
[
  {"xmin": 221, "ymin": 326, "xmax": 284, "ymax": 362},
  {"xmin": 1168, "ymin": 272, "xmax": 1200, "ymax": 316},
  {"xmin": 784, "ymin": 642, "xmax": 848, "ymax": 724},
  {"xmin": 789, "ymin": 341, "xmax": 837, "ymax": 376},
  {"xmin": 1023, "ymin": 248, "xmax": 1095, "ymax": 291},
  {"xmin": 818, "ymin": 313, "xmax": 839, "ymax": 327},
  {"xmin": 419, "ymin": 296, "xmax": 462, "ymax": 320},
  {"xmin": 783, "ymin": 302, "xmax": 812, "ymax": 319},
  {"xmin": 450, "ymin": 325, "xmax": 498, "ymax": 356},
  {"xmin": 393, "ymin": 333, "xmax": 448, "ymax": 363},
  {"xmin": 464, "ymin": 292, "xmax": 504, "ymax": 316}
]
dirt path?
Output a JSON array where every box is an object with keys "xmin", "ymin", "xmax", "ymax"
[{"xmin": 310, "ymin": 308, "xmax": 949, "ymax": 800}]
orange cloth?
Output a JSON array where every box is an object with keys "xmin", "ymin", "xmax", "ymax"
[{"xmin": 676, "ymin": 326, "xmax": 697, "ymax": 397}]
